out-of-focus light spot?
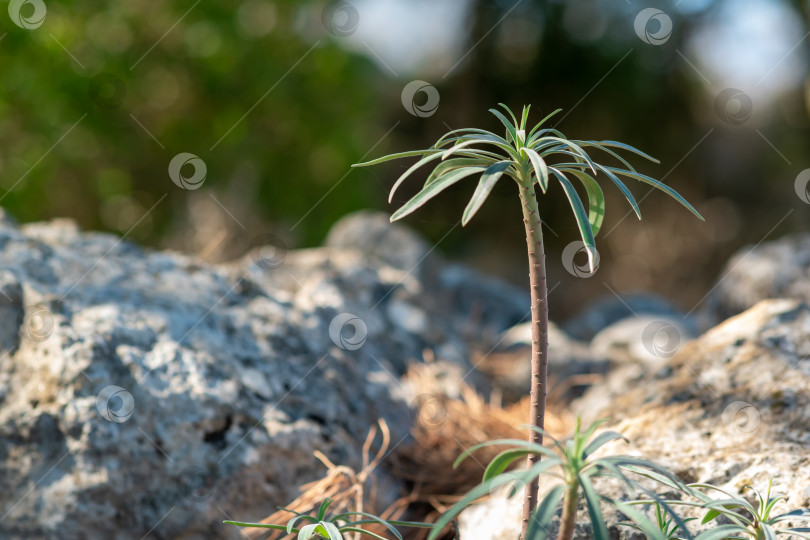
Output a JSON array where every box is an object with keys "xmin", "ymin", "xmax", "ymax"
[
  {"xmin": 674, "ymin": 0, "xmax": 714, "ymax": 15},
  {"xmin": 95, "ymin": 168, "xmax": 132, "ymax": 198},
  {"xmin": 236, "ymin": 0, "xmax": 276, "ymax": 38},
  {"xmin": 805, "ymin": 77, "xmax": 810, "ymax": 118},
  {"xmin": 184, "ymin": 21, "xmax": 222, "ymax": 58},
  {"xmin": 496, "ymin": 17, "xmax": 542, "ymax": 67},
  {"xmin": 62, "ymin": 127, "xmax": 100, "ymax": 160},
  {"xmin": 101, "ymin": 195, "xmax": 151, "ymax": 233},
  {"xmin": 141, "ymin": 68, "xmax": 180, "ymax": 110},
  {"xmin": 700, "ymin": 197, "xmax": 741, "ymax": 243},
  {"xmin": 340, "ymin": 0, "xmax": 474, "ymax": 78},
  {"xmin": 87, "ymin": 13, "xmax": 134, "ymax": 54},
  {"xmin": 688, "ymin": 0, "xmax": 806, "ymax": 109},
  {"xmin": 309, "ymin": 146, "xmax": 342, "ymax": 183},
  {"xmin": 610, "ymin": 253, "xmax": 653, "ymax": 291},
  {"xmin": 563, "ymin": 0, "xmax": 607, "ymax": 44}
]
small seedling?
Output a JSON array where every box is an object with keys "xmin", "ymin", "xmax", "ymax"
[
  {"xmin": 225, "ymin": 497, "xmax": 431, "ymax": 540},
  {"xmin": 668, "ymin": 479, "xmax": 810, "ymax": 539},
  {"xmin": 427, "ymin": 418, "xmax": 694, "ymax": 540}
]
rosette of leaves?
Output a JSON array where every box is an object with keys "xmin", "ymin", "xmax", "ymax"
[
  {"xmin": 225, "ymin": 498, "xmax": 431, "ymax": 539},
  {"xmin": 427, "ymin": 418, "xmax": 695, "ymax": 540}
]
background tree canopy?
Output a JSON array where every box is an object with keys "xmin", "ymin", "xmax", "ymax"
[{"xmin": 1, "ymin": 0, "xmax": 808, "ymax": 318}]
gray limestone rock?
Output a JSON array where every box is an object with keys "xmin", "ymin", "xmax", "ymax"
[{"xmin": 0, "ymin": 211, "xmax": 528, "ymax": 540}]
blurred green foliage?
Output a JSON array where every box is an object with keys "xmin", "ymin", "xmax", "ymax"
[
  {"xmin": 1, "ymin": 0, "xmax": 809, "ymax": 315},
  {"xmin": 0, "ymin": 0, "xmax": 384, "ymax": 245}
]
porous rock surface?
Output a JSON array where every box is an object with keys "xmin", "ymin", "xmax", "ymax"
[{"xmin": 0, "ymin": 210, "xmax": 532, "ymax": 540}]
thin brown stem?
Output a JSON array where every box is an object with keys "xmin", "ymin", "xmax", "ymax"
[{"xmin": 517, "ymin": 177, "xmax": 549, "ymax": 537}]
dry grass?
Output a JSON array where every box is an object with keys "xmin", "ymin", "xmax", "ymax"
[{"xmin": 237, "ymin": 360, "xmax": 572, "ymax": 540}]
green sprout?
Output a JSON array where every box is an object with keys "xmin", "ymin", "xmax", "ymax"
[
  {"xmin": 224, "ymin": 497, "xmax": 431, "ymax": 540},
  {"xmin": 354, "ymin": 104, "xmax": 703, "ymax": 536},
  {"xmin": 427, "ymin": 418, "xmax": 694, "ymax": 540},
  {"xmin": 675, "ymin": 479, "xmax": 810, "ymax": 539}
]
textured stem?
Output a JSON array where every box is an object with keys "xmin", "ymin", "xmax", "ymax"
[
  {"xmin": 518, "ymin": 178, "xmax": 549, "ymax": 537},
  {"xmin": 556, "ymin": 482, "xmax": 579, "ymax": 540}
]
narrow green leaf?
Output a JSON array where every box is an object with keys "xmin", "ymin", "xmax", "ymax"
[
  {"xmin": 698, "ymin": 501, "xmax": 752, "ymax": 527},
  {"xmin": 550, "ymin": 169, "xmax": 597, "ymax": 272},
  {"xmin": 498, "ymin": 103, "xmax": 519, "ymax": 126},
  {"xmin": 353, "ymin": 149, "xmax": 441, "ymax": 167},
  {"xmin": 453, "ymin": 438, "xmax": 557, "ymax": 468},
  {"xmin": 535, "ymin": 137, "xmax": 597, "ymax": 173},
  {"xmin": 528, "ymin": 127, "xmax": 568, "ymax": 146},
  {"xmin": 441, "ymin": 136, "xmax": 518, "ymax": 161},
  {"xmin": 582, "ymin": 431, "xmax": 622, "ymax": 458},
  {"xmin": 572, "ymin": 141, "xmax": 639, "ymax": 172},
  {"xmin": 298, "ymin": 523, "xmax": 320, "ymax": 540},
  {"xmin": 604, "ymin": 166, "xmax": 704, "ymax": 221},
  {"xmin": 528, "ymin": 108, "xmax": 563, "ymax": 139},
  {"xmin": 701, "ymin": 508, "xmax": 722, "ymax": 525},
  {"xmin": 773, "ymin": 509, "xmax": 810, "ymax": 523},
  {"xmin": 434, "ymin": 128, "xmax": 511, "ymax": 148},
  {"xmin": 335, "ymin": 512, "xmax": 404, "ymax": 540},
  {"xmin": 391, "ymin": 166, "xmax": 486, "ymax": 221},
  {"xmin": 288, "ymin": 513, "xmax": 317, "ymax": 533},
  {"xmin": 223, "ymin": 521, "xmax": 292, "ymax": 531},
  {"xmin": 461, "ymin": 161, "xmax": 511, "ymax": 225},
  {"xmin": 426, "ymin": 157, "xmax": 495, "ymax": 187},
  {"xmin": 566, "ymin": 168, "xmax": 605, "ymax": 236},
  {"xmin": 593, "ymin": 140, "xmax": 660, "ymax": 163},
  {"xmin": 319, "ymin": 521, "xmax": 343, "ymax": 540},
  {"xmin": 489, "ymin": 108, "xmax": 518, "ymax": 144},
  {"xmin": 340, "ymin": 527, "xmax": 388, "ymax": 540},
  {"xmin": 387, "ymin": 151, "xmax": 448, "ymax": 203},
  {"xmin": 610, "ymin": 499, "xmax": 668, "ymax": 540},
  {"xmin": 594, "ymin": 164, "xmax": 641, "ymax": 219},
  {"xmin": 580, "ymin": 475, "xmax": 609, "ymax": 540},
  {"xmin": 520, "ymin": 105, "xmax": 531, "ymax": 132},
  {"xmin": 694, "ymin": 524, "xmax": 746, "ymax": 540},
  {"xmin": 382, "ymin": 521, "xmax": 433, "ymax": 528},
  {"xmin": 317, "ymin": 498, "xmax": 332, "ymax": 520},
  {"xmin": 524, "ymin": 147, "xmax": 549, "ymax": 193},
  {"xmin": 430, "ymin": 136, "xmax": 505, "ymax": 159},
  {"xmin": 482, "ymin": 448, "xmax": 534, "ymax": 481}
]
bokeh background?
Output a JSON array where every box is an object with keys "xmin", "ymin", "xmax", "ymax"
[{"xmin": 1, "ymin": 0, "xmax": 808, "ymax": 320}]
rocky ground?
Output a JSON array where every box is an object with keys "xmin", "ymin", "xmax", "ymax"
[
  {"xmin": 1, "ymin": 209, "xmax": 809, "ymax": 539},
  {"xmin": 461, "ymin": 234, "xmax": 810, "ymax": 539}
]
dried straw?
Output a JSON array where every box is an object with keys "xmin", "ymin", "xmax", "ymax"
[{"xmin": 241, "ymin": 360, "xmax": 572, "ymax": 540}]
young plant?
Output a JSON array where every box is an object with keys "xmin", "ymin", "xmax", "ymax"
[
  {"xmin": 681, "ymin": 479, "xmax": 810, "ymax": 539},
  {"xmin": 353, "ymin": 104, "xmax": 704, "ymax": 535},
  {"xmin": 224, "ymin": 497, "xmax": 431, "ymax": 540},
  {"xmin": 427, "ymin": 418, "xmax": 694, "ymax": 540}
]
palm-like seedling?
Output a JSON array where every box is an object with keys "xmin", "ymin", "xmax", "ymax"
[
  {"xmin": 679, "ymin": 479, "xmax": 810, "ymax": 540},
  {"xmin": 224, "ymin": 497, "xmax": 431, "ymax": 540},
  {"xmin": 427, "ymin": 418, "xmax": 694, "ymax": 540},
  {"xmin": 353, "ymin": 104, "xmax": 703, "ymax": 536}
]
